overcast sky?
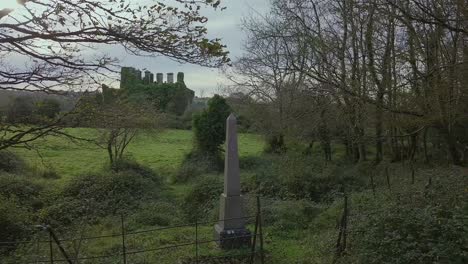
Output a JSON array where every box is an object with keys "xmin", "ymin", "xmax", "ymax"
[
  {"xmin": 111, "ymin": 0, "xmax": 271, "ymax": 97},
  {"xmin": 0, "ymin": 0, "xmax": 271, "ymax": 96}
]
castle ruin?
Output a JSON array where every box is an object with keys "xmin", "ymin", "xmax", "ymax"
[
  {"xmin": 120, "ymin": 67, "xmax": 184, "ymax": 89},
  {"xmin": 118, "ymin": 67, "xmax": 194, "ymax": 116}
]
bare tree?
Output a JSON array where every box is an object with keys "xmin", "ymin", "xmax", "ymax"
[
  {"xmin": 225, "ymin": 12, "xmax": 307, "ymax": 151},
  {"xmin": 0, "ymin": 0, "xmax": 229, "ymax": 151},
  {"xmin": 231, "ymin": 0, "xmax": 467, "ymax": 165},
  {"xmin": 0, "ymin": 0, "xmax": 229, "ymax": 93}
]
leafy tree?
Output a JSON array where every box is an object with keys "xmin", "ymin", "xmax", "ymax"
[{"xmin": 193, "ymin": 95, "xmax": 231, "ymax": 153}]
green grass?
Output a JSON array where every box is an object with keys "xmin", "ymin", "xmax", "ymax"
[
  {"xmin": 7, "ymin": 128, "xmax": 463, "ymax": 263},
  {"xmin": 5, "ymin": 128, "xmax": 266, "ymax": 263},
  {"xmin": 12, "ymin": 128, "xmax": 264, "ymax": 182}
]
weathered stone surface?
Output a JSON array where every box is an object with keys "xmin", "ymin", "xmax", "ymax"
[
  {"xmin": 214, "ymin": 225, "xmax": 251, "ymax": 250},
  {"xmin": 156, "ymin": 73, "xmax": 163, "ymax": 83},
  {"xmin": 214, "ymin": 113, "xmax": 251, "ymax": 248},
  {"xmin": 217, "ymin": 194, "xmax": 245, "ymax": 230},
  {"xmin": 224, "ymin": 114, "xmax": 241, "ymax": 197},
  {"xmin": 167, "ymin": 72, "xmax": 174, "ymax": 83}
]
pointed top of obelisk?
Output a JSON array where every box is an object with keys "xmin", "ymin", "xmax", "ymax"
[{"xmin": 227, "ymin": 113, "xmax": 236, "ymax": 121}]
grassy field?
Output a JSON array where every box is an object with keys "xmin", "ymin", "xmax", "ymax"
[
  {"xmin": 12, "ymin": 128, "xmax": 264, "ymax": 182},
  {"xmin": 6, "ymin": 128, "xmax": 273, "ymax": 263},
  {"xmin": 5, "ymin": 128, "xmax": 466, "ymax": 263}
]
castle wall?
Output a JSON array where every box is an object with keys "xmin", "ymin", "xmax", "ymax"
[{"xmin": 120, "ymin": 67, "xmax": 185, "ymax": 87}]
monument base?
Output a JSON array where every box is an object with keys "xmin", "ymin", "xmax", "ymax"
[{"xmin": 214, "ymin": 224, "xmax": 251, "ymax": 249}]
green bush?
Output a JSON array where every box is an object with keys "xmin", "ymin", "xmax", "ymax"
[
  {"xmin": 348, "ymin": 199, "xmax": 467, "ymax": 263},
  {"xmin": 181, "ymin": 175, "xmax": 222, "ymax": 222},
  {"xmin": 244, "ymin": 153, "xmax": 364, "ymax": 201},
  {"xmin": 344, "ymin": 171, "xmax": 468, "ymax": 264},
  {"xmin": 0, "ymin": 151, "xmax": 25, "ymax": 173},
  {"xmin": 0, "ymin": 173, "xmax": 44, "ymax": 210},
  {"xmin": 175, "ymin": 151, "xmax": 223, "ymax": 182},
  {"xmin": 110, "ymin": 158, "xmax": 160, "ymax": 180},
  {"xmin": 42, "ymin": 164, "xmax": 162, "ymax": 225},
  {"xmin": 0, "ymin": 195, "xmax": 33, "ymax": 244},
  {"xmin": 263, "ymin": 199, "xmax": 323, "ymax": 231},
  {"xmin": 133, "ymin": 201, "xmax": 181, "ymax": 227},
  {"xmin": 192, "ymin": 94, "xmax": 231, "ymax": 153}
]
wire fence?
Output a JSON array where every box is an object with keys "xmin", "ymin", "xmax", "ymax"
[{"xmin": 1, "ymin": 197, "xmax": 266, "ymax": 264}]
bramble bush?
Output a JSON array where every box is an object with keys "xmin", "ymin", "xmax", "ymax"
[
  {"xmin": 175, "ymin": 151, "xmax": 223, "ymax": 183},
  {"xmin": 181, "ymin": 175, "xmax": 222, "ymax": 222},
  {"xmin": 240, "ymin": 152, "xmax": 365, "ymax": 201},
  {"xmin": 0, "ymin": 195, "xmax": 33, "ymax": 246},
  {"xmin": 0, "ymin": 151, "xmax": 25, "ymax": 173},
  {"xmin": 41, "ymin": 161, "xmax": 162, "ymax": 225},
  {"xmin": 342, "ymin": 168, "xmax": 468, "ymax": 264},
  {"xmin": 132, "ymin": 201, "xmax": 181, "ymax": 227}
]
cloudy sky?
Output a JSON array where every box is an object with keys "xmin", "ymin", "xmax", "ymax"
[
  {"xmin": 1, "ymin": 0, "xmax": 271, "ymax": 96},
  {"xmin": 117, "ymin": 0, "xmax": 271, "ymax": 96}
]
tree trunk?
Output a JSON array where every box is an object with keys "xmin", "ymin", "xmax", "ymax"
[{"xmin": 442, "ymin": 128, "xmax": 462, "ymax": 165}]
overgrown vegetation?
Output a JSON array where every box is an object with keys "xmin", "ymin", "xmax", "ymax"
[
  {"xmin": 0, "ymin": 0, "xmax": 466, "ymax": 262},
  {"xmin": 174, "ymin": 95, "xmax": 231, "ymax": 183},
  {"xmin": 0, "ymin": 129, "xmax": 466, "ymax": 263},
  {"xmin": 192, "ymin": 94, "xmax": 231, "ymax": 154}
]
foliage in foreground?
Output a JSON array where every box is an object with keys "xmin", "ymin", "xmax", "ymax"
[
  {"xmin": 342, "ymin": 168, "xmax": 468, "ymax": 264},
  {"xmin": 42, "ymin": 160, "xmax": 162, "ymax": 225}
]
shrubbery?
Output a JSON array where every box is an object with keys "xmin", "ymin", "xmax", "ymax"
[
  {"xmin": 262, "ymin": 199, "xmax": 323, "ymax": 231},
  {"xmin": 0, "ymin": 151, "xmax": 25, "ymax": 173},
  {"xmin": 241, "ymin": 153, "xmax": 365, "ymax": 201},
  {"xmin": 133, "ymin": 201, "xmax": 181, "ymax": 227},
  {"xmin": 175, "ymin": 151, "xmax": 223, "ymax": 182},
  {"xmin": 0, "ymin": 196, "xmax": 33, "ymax": 244},
  {"xmin": 340, "ymin": 168, "xmax": 468, "ymax": 264},
  {"xmin": 0, "ymin": 173, "xmax": 44, "ymax": 209},
  {"xmin": 42, "ymin": 161, "xmax": 162, "ymax": 225},
  {"xmin": 181, "ymin": 175, "xmax": 222, "ymax": 222},
  {"xmin": 192, "ymin": 95, "xmax": 231, "ymax": 153}
]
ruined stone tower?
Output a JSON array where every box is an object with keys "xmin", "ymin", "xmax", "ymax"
[
  {"xmin": 167, "ymin": 73, "xmax": 174, "ymax": 83},
  {"xmin": 120, "ymin": 67, "xmax": 185, "ymax": 87}
]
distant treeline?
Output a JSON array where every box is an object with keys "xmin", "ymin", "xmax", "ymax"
[{"xmin": 0, "ymin": 90, "xmax": 81, "ymax": 113}]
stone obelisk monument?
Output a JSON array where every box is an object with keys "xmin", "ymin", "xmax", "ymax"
[{"xmin": 214, "ymin": 113, "xmax": 251, "ymax": 249}]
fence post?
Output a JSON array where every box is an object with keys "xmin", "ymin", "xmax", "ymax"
[
  {"xmin": 49, "ymin": 231, "xmax": 54, "ymax": 264},
  {"xmin": 195, "ymin": 219, "xmax": 199, "ymax": 264},
  {"xmin": 335, "ymin": 193, "xmax": 348, "ymax": 258},
  {"xmin": 342, "ymin": 195, "xmax": 348, "ymax": 251},
  {"xmin": 257, "ymin": 196, "xmax": 265, "ymax": 264},
  {"xmin": 370, "ymin": 174, "xmax": 376, "ymax": 197},
  {"xmin": 250, "ymin": 197, "xmax": 260, "ymax": 264},
  {"xmin": 47, "ymin": 226, "xmax": 73, "ymax": 264},
  {"xmin": 385, "ymin": 166, "xmax": 391, "ymax": 192},
  {"xmin": 121, "ymin": 215, "xmax": 127, "ymax": 264}
]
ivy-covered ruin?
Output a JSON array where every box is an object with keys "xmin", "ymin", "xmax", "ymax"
[{"xmin": 117, "ymin": 67, "xmax": 195, "ymax": 115}]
